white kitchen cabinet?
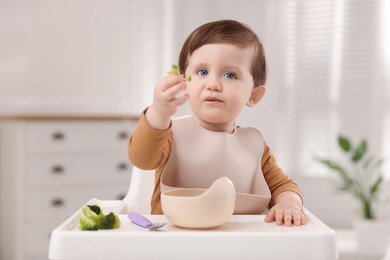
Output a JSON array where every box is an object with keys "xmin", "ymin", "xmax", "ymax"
[{"xmin": 0, "ymin": 115, "xmax": 137, "ymax": 260}]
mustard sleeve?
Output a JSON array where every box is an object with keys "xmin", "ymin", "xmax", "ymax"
[
  {"xmin": 261, "ymin": 144, "xmax": 304, "ymax": 206},
  {"xmin": 128, "ymin": 109, "xmax": 173, "ymax": 170}
]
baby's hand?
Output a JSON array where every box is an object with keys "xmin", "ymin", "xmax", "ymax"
[
  {"xmin": 264, "ymin": 191, "xmax": 307, "ymax": 226},
  {"xmin": 153, "ymin": 75, "xmax": 188, "ymax": 115},
  {"xmin": 146, "ymin": 74, "xmax": 189, "ymax": 130}
]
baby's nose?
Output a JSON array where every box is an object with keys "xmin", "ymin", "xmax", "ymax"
[{"xmin": 206, "ymin": 79, "xmax": 222, "ymax": 91}]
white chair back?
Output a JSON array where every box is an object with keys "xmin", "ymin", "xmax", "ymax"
[{"xmin": 117, "ymin": 166, "xmax": 155, "ymax": 214}]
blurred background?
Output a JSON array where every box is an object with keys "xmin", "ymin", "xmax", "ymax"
[{"xmin": 1, "ymin": 0, "xmax": 390, "ymax": 259}]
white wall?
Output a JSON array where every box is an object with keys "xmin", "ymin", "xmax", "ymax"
[{"xmin": 0, "ymin": 0, "xmax": 169, "ymax": 115}]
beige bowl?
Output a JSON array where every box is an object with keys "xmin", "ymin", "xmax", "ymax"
[{"xmin": 161, "ymin": 177, "xmax": 236, "ymax": 229}]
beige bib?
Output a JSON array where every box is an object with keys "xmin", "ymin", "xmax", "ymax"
[{"xmin": 161, "ymin": 116, "xmax": 271, "ymax": 214}]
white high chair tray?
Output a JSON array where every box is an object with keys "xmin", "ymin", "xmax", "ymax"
[{"xmin": 49, "ymin": 198, "xmax": 338, "ymax": 260}]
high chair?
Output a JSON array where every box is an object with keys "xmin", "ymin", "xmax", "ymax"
[
  {"xmin": 49, "ymin": 166, "xmax": 338, "ymax": 260},
  {"xmin": 117, "ymin": 166, "xmax": 155, "ymax": 214}
]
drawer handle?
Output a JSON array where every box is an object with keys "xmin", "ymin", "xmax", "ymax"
[
  {"xmin": 117, "ymin": 131, "xmax": 129, "ymax": 140},
  {"xmin": 52, "ymin": 132, "xmax": 65, "ymax": 141},
  {"xmin": 116, "ymin": 193, "xmax": 126, "ymax": 200},
  {"xmin": 117, "ymin": 162, "xmax": 129, "ymax": 171},
  {"xmin": 51, "ymin": 165, "xmax": 65, "ymax": 174},
  {"xmin": 51, "ymin": 198, "xmax": 65, "ymax": 207}
]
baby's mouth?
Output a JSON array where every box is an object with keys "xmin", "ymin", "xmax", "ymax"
[{"xmin": 205, "ymin": 97, "xmax": 222, "ymax": 102}]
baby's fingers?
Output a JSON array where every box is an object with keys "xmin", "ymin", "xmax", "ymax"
[
  {"xmin": 264, "ymin": 207, "xmax": 276, "ymax": 223},
  {"xmin": 171, "ymin": 91, "xmax": 189, "ymax": 107},
  {"xmin": 159, "ymin": 75, "xmax": 186, "ymax": 92},
  {"xmin": 162, "ymin": 81, "xmax": 187, "ymax": 101},
  {"xmin": 283, "ymin": 211, "xmax": 293, "ymax": 227},
  {"xmin": 265, "ymin": 208, "xmax": 284, "ymax": 226},
  {"xmin": 298, "ymin": 210, "xmax": 308, "ymax": 225},
  {"xmin": 291, "ymin": 208, "xmax": 307, "ymax": 226}
]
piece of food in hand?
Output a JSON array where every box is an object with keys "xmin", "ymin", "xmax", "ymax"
[
  {"xmin": 168, "ymin": 64, "xmax": 191, "ymax": 81},
  {"xmin": 185, "ymin": 74, "xmax": 192, "ymax": 81},
  {"xmin": 168, "ymin": 64, "xmax": 180, "ymax": 76},
  {"xmin": 78, "ymin": 204, "xmax": 121, "ymax": 231}
]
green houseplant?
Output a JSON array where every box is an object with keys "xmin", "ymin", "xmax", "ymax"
[
  {"xmin": 316, "ymin": 135, "xmax": 384, "ymax": 219},
  {"xmin": 316, "ymin": 135, "xmax": 389, "ymax": 257}
]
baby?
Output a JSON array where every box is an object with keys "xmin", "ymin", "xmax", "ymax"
[{"xmin": 129, "ymin": 19, "xmax": 307, "ymax": 226}]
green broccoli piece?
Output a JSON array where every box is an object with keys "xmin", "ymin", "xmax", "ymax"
[
  {"xmin": 78, "ymin": 204, "xmax": 121, "ymax": 231},
  {"xmin": 87, "ymin": 204, "xmax": 101, "ymax": 215},
  {"xmin": 168, "ymin": 64, "xmax": 191, "ymax": 81},
  {"xmin": 79, "ymin": 213, "xmax": 99, "ymax": 230},
  {"xmin": 99, "ymin": 212, "xmax": 121, "ymax": 230},
  {"xmin": 168, "ymin": 64, "xmax": 180, "ymax": 76}
]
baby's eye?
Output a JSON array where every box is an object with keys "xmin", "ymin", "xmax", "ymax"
[
  {"xmin": 224, "ymin": 72, "xmax": 237, "ymax": 79},
  {"xmin": 197, "ymin": 69, "xmax": 208, "ymax": 76}
]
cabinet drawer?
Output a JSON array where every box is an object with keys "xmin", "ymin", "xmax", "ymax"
[
  {"xmin": 26, "ymin": 156, "xmax": 132, "ymax": 186},
  {"xmin": 25, "ymin": 186, "xmax": 129, "ymax": 224},
  {"xmin": 25, "ymin": 223, "xmax": 56, "ymax": 256},
  {"xmin": 25, "ymin": 121, "xmax": 136, "ymax": 152}
]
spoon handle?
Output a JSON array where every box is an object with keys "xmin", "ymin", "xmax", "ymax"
[{"xmin": 128, "ymin": 212, "xmax": 152, "ymax": 228}]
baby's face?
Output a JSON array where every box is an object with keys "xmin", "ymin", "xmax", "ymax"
[{"xmin": 185, "ymin": 43, "xmax": 255, "ymax": 133}]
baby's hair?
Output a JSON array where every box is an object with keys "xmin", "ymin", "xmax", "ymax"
[{"xmin": 178, "ymin": 19, "xmax": 267, "ymax": 86}]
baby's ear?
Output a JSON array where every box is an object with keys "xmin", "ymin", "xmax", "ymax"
[{"xmin": 247, "ymin": 85, "xmax": 266, "ymax": 107}]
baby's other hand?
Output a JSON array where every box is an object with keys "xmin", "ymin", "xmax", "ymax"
[{"xmin": 264, "ymin": 191, "xmax": 307, "ymax": 227}]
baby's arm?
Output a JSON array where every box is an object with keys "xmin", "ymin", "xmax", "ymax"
[
  {"xmin": 146, "ymin": 75, "xmax": 189, "ymax": 130},
  {"xmin": 264, "ymin": 191, "xmax": 307, "ymax": 226},
  {"xmin": 261, "ymin": 145, "xmax": 307, "ymax": 226},
  {"xmin": 128, "ymin": 112, "xmax": 172, "ymax": 169}
]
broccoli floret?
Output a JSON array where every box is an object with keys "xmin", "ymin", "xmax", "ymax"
[
  {"xmin": 168, "ymin": 64, "xmax": 180, "ymax": 76},
  {"xmin": 168, "ymin": 64, "xmax": 191, "ymax": 81},
  {"xmin": 78, "ymin": 204, "xmax": 121, "ymax": 231},
  {"xmin": 81, "ymin": 205, "xmax": 99, "ymax": 221},
  {"xmin": 98, "ymin": 212, "xmax": 121, "ymax": 230},
  {"xmin": 79, "ymin": 213, "xmax": 99, "ymax": 230},
  {"xmin": 87, "ymin": 204, "xmax": 101, "ymax": 215}
]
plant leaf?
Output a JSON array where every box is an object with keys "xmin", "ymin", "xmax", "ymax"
[
  {"xmin": 364, "ymin": 157, "xmax": 384, "ymax": 173},
  {"xmin": 338, "ymin": 135, "xmax": 351, "ymax": 152},
  {"xmin": 370, "ymin": 175, "xmax": 383, "ymax": 196},
  {"xmin": 362, "ymin": 154, "xmax": 374, "ymax": 169},
  {"xmin": 316, "ymin": 158, "xmax": 353, "ymax": 184},
  {"xmin": 352, "ymin": 139, "xmax": 367, "ymax": 162}
]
